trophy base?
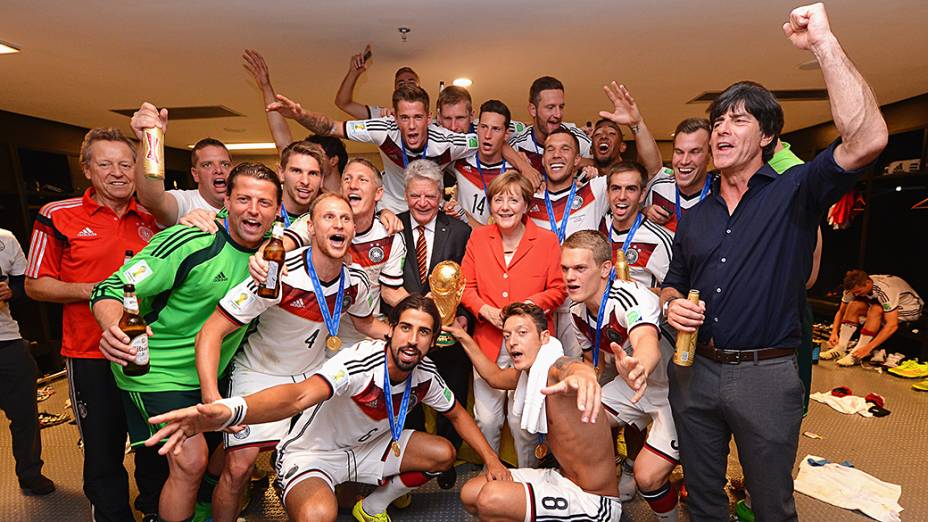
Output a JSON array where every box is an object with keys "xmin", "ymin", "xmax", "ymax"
[{"xmin": 435, "ymin": 331, "xmax": 456, "ymax": 347}]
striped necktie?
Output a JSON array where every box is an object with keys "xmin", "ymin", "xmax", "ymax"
[{"xmin": 416, "ymin": 224, "xmax": 428, "ymax": 283}]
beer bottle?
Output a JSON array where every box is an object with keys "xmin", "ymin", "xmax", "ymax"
[
  {"xmin": 121, "ymin": 283, "xmax": 150, "ymax": 376},
  {"xmin": 258, "ymin": 219, "xmax": 285, "ymax": 298},
  {"xmin": 672, "ymin": 290, "xmax": 701, "ymax": 367},
  {"xmin": 614, "ymin": 250, "xmax": 632, "ymax": 281},
  {"xmin": 142, "ymin": 126, "xmax": 165, "ymax": 180}
]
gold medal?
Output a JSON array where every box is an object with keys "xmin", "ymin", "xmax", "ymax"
[
  {"xmin": 325, "ymin": 335, "xmax": 342, "ymax": 352},
  {"xmin": 534, "ymin": 442, "xmax": 548, "ymax": 460},
  {"xmin": 392, "ymin": 440, "xmax": 401, "ymax": 457}
]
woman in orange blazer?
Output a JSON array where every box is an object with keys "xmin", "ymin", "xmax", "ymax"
[{"xmin": 460, "ymin": 171, "xmax": 566, "ymax": 467}]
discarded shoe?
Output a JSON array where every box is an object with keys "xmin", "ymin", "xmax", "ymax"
[
  {"xmin": 869, "ymin": 349, "xmax": 886, "ymax": 364},
  {"xmin": 883, "ymin": 353, "xmax": 905, "ymax": 368},
  {"xmin": 889, "ymin": 360, "xmax": 928, "ymax": 378},
  {"xmin": 912, "ymin": 379, "xmax": 928, "ymax": 392}
]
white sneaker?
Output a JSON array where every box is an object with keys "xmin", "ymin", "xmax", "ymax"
[
  {"xmin": 836, "ymin": 353, "xmax": 860, "ymax": 367},
  {"xmin": 869, "ymin": 349, "xmax": 887, "ymax": 364},
  {"xmin": 883, "ymin": 353, "xmax": 905, "ymax": 368},
  {"xmin": 618, "ymin": 460, "xmax": 636, "ymax": 501},
  {"xmin": 819, "ymin": 347, "xmax": 846, "ymax": 360}
]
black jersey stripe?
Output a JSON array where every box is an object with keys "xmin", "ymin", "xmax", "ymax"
[{"xmin": 151, "ymin": 228, "xmax": 211, "ymax": 259}]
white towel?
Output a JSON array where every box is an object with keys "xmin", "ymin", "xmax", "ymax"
[
  {"xmin": 794, "ymin": 454, "xmax": 903, "ymax": 522},
  {"xmin": 511, "ymin": 337, "xmax": 564, "ymax": 435},
  {"xmin": 810, "ymin": 392, "xmax": 874, "ymax": 417}
]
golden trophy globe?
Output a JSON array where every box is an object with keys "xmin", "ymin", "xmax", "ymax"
[{"xmin": 429, "ymin": 260, "xmax": 466, "ymax": 347}]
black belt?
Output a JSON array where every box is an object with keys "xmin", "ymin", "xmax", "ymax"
[{"xmin": 696, "ymin": 344, "xmax": 794, "ymax": 365}]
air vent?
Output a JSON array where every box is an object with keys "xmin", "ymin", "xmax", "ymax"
[
  {"xmin": 110, "ymin": 105, "xmax": 243, "ymax": 119},
  {"xmin": 687, "ymin": 89, "xmax": 829, "ymax": 104}
]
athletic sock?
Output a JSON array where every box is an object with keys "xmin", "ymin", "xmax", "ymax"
[
  {"xmin": 837, "ymin": 322, "xmax": 857, "ymax": 350},
  {"xmin": 362, "ymin": 471, "xmax": 437, "ymax": 514},
  {"xmin": 618, "ymin": 459, "xmax": 636, "ymax": 501},
  {"xmin": 640, "ymin": 481, "xmax": 678, "ymax": 521},
  {"xmin": 857, "ymin": 329, "xmax": 876, "ymax": 354}
]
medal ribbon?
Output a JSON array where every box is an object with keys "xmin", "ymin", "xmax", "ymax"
[
  {"xmin": 474, "ymin": 156, "xmax": 506, "ymax": 211},
  {"xmin": 400, "ymin": 137, "xmax": 428, "ymax": 168},
  {"xmin": 593, "ymin": 268, "xmax": 618, "ymax": 370},
  {"xmin": 674, "ymin": 175, "xmax": 713, "ymax": 222},
  {"xmin": 304, "ymin": 248, "xmax": 346, "ymax": 339},
  {"xmin": 613, "ymin": 213, "xmax": 644, "ymax": 256},
  {"xmin": 382, "ymin": 348, "xmax": 413, "ymax": 447},
  {"xmin": 544, "ymin": 180, "xmax": 578, "ymax": 244},
  {"xmin": 280, "ymin": 203, "xmax": 291, "ymax": 228}
]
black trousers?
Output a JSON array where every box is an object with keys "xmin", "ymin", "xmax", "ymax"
[
  {"xmin": 406, "ymin": 343, "xmax": 472, "ymax": 449},
  {"xmin": 67, "ymin": 357, "xmax": 168, "ymax": 520},
  {"xmin": 0, "ymin": 338, "xmax": 43, "ymax": 482}
]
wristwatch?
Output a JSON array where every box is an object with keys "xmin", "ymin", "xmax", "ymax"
[{"xmin": 662, "ymin": 298, "xmax": 678, "ymax": 317}]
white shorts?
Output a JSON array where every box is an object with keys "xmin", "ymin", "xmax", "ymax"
[
  {"xmin": 224, "ymin": 364, "xmax": 313, "ymax": 450},
  {"xmin": 601, "ymin": 378, "xmax": 679, "ymax": 464},
  {"xmin": 509, "ymin": 468, "xmax": 621, "ymax": 522},
  {"xmin": 275, "ymin": 429, "xmax": 413, "ymax": 503}
]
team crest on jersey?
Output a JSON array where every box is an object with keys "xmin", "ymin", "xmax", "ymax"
[
  {"xmin": 232, "ymin": 425, "xmax": 251, "ymax": 440},
  {"xmin": 332, "ymin": 369, "xmax": 347, "ymax": 383},
  {"xmin": 442, "ymin": 387, "xmax": 452, "ymax": 403},
  {"xmin": 368, "ymin": 246, "xmax": 385, "ymax": 263},
  {"xmin": 571, "ymin": 195, "xmax": 583, "ymax": 210},
  {"xmin": 468, "ymin": 136, "xmax": 478, "ymax": 148},
  {"xmin": 352, "ymin": 122, "xmax": 367, "ymax": 132},
  {"xmin": 137, "ymin": 225, "xmax": 154, "ymax": 242},
  {"xmin": 626, "ymin": 308, "xmax": 642, "ymax": 327},
  {"xmin": 626, "ymin": 248, "xmax": 639, "ymax": 264},
  {"xmin": 124, "ymin": 260, "xmax": 153, "ymax": 284}
]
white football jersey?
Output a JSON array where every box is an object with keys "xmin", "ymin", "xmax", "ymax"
[
  {"xmin": 841, "ymin": 274, "xmax": 924, "ymax": 321},
  {"xmin": 600, "ymin": 217, "xmax": 674, "ymax": 287},
  {"xmin": 570, "ymin": 278, "xmax": 668, "ymax": 386},
  {"xmin": 344, "ymin": 118, "xmax": 478, "ymax": 213},
  {"xmin": 527, "ymin": 175, "xmax": 609, "ymax": 241},
  {"xmin": 218, "ymin": 248, "xmax": 375, "ymax": 376},
  {"xmin": 450, "ymin": 156, "xmax": 509, "ymax": 225},
  {"xmin": 277, "ymin": 339, "xmax": 456, "ymax": 453}
]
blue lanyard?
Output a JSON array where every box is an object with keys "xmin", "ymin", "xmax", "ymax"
[
  {"xmin": 474, "ymin": 156, "xmax": 506, "ymax": 206},
  {"xmin": 593, "ymin": 269, "xmax": 617, "ymax": 369},
  {"xmin": 222, "ymin": 217, "xmax": 230, "ymax": 234},
  {"xmin": 304, "ymin": 248, "xmax": 346, "ymax": 338},
  {"xmin": 544, "ymin": 181, "xmax": 578, "ymax": 244},
  {"xmin": 382, "ymin": 348, "xmax": 413, "ymax": 447},
  {"xmin": 280, "ymin": 204, "xmax": 291, "ymax": 228},
  {"xmin": 400, "ymin": 137, "xmax": 428, "ymax": 168},
  {"xmin": 674, "ymin": 175, "xmax": 713, "ymax": 222},
  {"xmin": 613, "ymin": 213, "xmax": 644, "ymax": 256},
  {"xmin": 530, "ymin": 129, "xmax": 547, "ymax": 177}
]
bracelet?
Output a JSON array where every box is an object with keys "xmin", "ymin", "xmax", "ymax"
[
  {"xmin": 629, "ymin": 123, "xmax": 640, "ymax": 135},
  {"xmin": 215, "ymin": 396, "xmax": 248, "ymax": 429}
]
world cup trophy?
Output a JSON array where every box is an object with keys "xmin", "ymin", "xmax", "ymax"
[{"xmin": 429, "ymin": 260, "xmax": 466, "ymax": 347}]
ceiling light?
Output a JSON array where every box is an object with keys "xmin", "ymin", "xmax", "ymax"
[
  {"xmin": 187, "ymin": 142, "xmax": 276, "ymax": 151},
  {"xmin": 452, "ymin": 78, "xmax": 472, "ymax": 88},
  {"xmin": 0, "ymin": 41, "xmax": 21, "ymax": 55}
]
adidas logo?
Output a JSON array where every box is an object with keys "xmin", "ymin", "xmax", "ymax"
[
  {"xmin": 213, "ymin": 272, "xmax": 228, "ymax": 283},
  {"xmin": 77, "ymin": 227, "xmax": 97, "ymax": 237},
  {"xmin": 291, "ymin": 298, "xmax": 305, "ymax": 308}
]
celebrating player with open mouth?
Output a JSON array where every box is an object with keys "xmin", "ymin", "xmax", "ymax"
[{"xmin": 144, "ymin": 294, "xmax": 509, "ymax": 522}]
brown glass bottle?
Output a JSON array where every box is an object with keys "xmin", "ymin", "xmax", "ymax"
[
  {"xmin": 121, "ymin": 283, "xmax": 150, "ymax": 376},
  {"xmin": 258, "ymin": 219, "xmax": 285, "ymax": 298}
]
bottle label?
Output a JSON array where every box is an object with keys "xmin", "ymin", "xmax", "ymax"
[
  {"xmin": 272, "ymin": 222, "xmax": 284, "ymax": 238},
  {"xmin": 131, "ymin": 334, "xmax": 149, "ymax": 365},
  {"xmin": 124, "ymin": 296, "xmax": 139, "ymax": 313},
  {"xmin": 266, "ymin": 261, "xmax": 280, "ymax": 290}
]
